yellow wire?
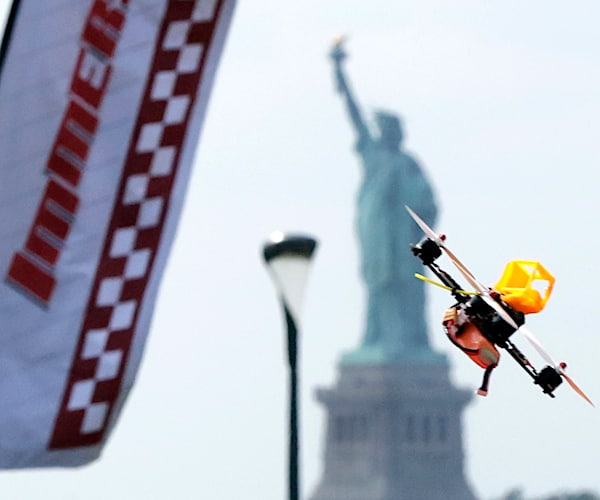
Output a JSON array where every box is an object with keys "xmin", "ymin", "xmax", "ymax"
[{"xmin": 414, "ymin": 273, "xmax": 477, "ymax": 295}]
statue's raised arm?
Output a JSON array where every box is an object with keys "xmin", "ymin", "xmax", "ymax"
[{"xmin": 330, "ymin": 38, "xmax": 371, "ymax": 143}]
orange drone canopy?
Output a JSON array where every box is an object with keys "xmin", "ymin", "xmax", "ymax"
[{"xmin": 494, "ymin": 260, "xmax": 555, "ymax": 314}]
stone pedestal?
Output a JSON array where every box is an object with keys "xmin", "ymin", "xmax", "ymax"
[{"xmin": 310, "ymin": 361, "xmax": 477, "ymax": 500}]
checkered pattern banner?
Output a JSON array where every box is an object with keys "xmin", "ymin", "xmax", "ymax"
[{"xmin": 0, "ymin": 0, "xmax": 235, "ymax": 467}]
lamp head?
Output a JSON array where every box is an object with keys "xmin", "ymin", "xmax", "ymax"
[{"xmin": 263, "ymin": 232, "xmax": 318, "ymax": 326}]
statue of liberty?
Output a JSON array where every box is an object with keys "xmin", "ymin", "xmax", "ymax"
[{"xmin": 330, "ymin": 38, "xmax": 442, "ymax": 363}]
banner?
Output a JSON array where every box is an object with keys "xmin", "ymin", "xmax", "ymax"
[{"xmin": 0, "ymin": 0, "xmax": 235, "ymax": 467}]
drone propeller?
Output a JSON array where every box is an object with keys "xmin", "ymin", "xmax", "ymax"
[
  {"xmin": 520, "ymin": 325, "xmax": 594, "ymax": 406},
  {"xmin": 405, "ymin": 205, "xmax": 520, "ymax": 330},
  {"xmin": 519, "ymin": 325, "xmax": 555, "ymax": 366},
  {"xmin": 560, "ymin": 366, "xmax": 595, "ymax": 407}
]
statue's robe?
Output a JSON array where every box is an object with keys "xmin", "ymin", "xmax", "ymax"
[{"xmin": 355, "ymin": 136, "xmax": 437, "ymax": 356}]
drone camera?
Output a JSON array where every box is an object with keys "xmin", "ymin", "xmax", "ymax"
[
  {"xmin": 535, "ymin": 366, "xmax": 563, "ymax": 396},
  {"xmin": 411, "ymin": 238, "xmax": 441, "ymax": 265}
]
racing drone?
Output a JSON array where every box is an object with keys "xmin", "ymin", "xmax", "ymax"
[{"xmin": 406, "ymin": 206, "xmax": 593, "ymax": 405}]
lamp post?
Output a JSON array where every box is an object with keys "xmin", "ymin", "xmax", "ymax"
[{"xmin": 263, "ymin": 232, "xmax": 318, "ymax": 500}]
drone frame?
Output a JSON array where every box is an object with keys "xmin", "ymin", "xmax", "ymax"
[{"xmin": 411, "ymin": 237, "xmax": 563, "ymax": 397}]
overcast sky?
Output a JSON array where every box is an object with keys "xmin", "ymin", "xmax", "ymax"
[{"xmin": 2, "ymin": 1, "xmax": 600, "ymax": 499}]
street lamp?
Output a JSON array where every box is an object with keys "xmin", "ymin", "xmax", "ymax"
[{"xmin": 263, "ymin": 231, "xmax": 318, "ymax": 500}]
